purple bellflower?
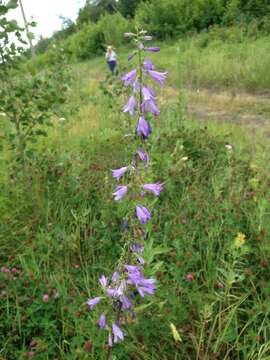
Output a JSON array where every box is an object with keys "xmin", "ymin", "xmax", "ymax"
[
  {"xmin": 136, "ymin": 205, "xmax": 152, "ymax": 225},
  {"xmin": 123, "ymin": 95, "xmax": 136, "ymax": 115},
  {"xmin": 98, "ymin": 313, "xmax": 106, "ymax": 329},
  {"xmin": 99, "ymin": 275, "xmax": 107, "ymax": 288},
  {"xmin": 86, "ymin": 297, "xmax": 102, "ymax": 309},
  {"xmin": 137, "ymin": 116, "xmax": 152, "ymax": 139},
  {"xmin": 142, "ymin": 86, "xmax": 155, "ymax": 101},
  {"xmin": 146, "ymin": 47, "xmax": 160, "ymax": 52},
  {"xmin": 112, "ymin": 166, "xmax": 128, "ymax": 181},
  {"xmin": 143, "ymin": 58, "xmax": 155, "ymax": 70},
  {"xmin": 112, "ymin": 185, "xmax": 128, "ymax": 201},
  {"xmin": 112, "ymin": 323, "xmax": 124, "ymax": 343},
  {"xmin": 121, "ymin": 69, "xmax": 137, "ymax": 86},
  {"xmin": 147, "ymin": 69, "xmax": 168, "ymax": 86},
  {"xmin": 142, "ymin": 98, "xmax": 160, "ymax": 116},
  {"xmin": 143, "ymin": 183, "xmax": 163, "ymax": 196},
  {"xmin": 137, "ymin": 149, "xmax": 149, "ymax": 166}
]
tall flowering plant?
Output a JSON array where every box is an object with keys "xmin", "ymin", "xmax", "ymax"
[{"xmin": 86, "ymin": 30, "xmax": 167, "ymax": 356}]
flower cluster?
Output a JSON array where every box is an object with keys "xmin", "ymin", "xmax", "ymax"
[{"xmin": 86, "ymin": 30, "xmax": 167, "ymax": 352}]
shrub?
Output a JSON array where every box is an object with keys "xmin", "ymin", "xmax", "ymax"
[
  {"xmin": 68, "ymin": 22, "xmax": 104, "ymax": 60},
  {"xmin": 97, "ymin": 12, "xmax": 131, "ymax": 47}
]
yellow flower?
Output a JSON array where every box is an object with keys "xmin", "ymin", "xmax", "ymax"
[{"xmin": 235, "ymin": 232, "xmax": 246, "ymax": 247}]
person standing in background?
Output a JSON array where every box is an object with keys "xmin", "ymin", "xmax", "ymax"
[{"xmin": 105, "ymin": 46, "xmax": 117, "ymax": 75}]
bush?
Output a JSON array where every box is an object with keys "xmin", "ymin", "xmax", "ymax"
[
  {"xmin": 98, "ymin": 12, "xmax": 131, "ymax": 47},
  {"xmin": 68, "ymin": 23, "xmax": 104, "ymax": 60}
]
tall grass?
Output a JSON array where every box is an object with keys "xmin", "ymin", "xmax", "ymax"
[{"xmin": 1, "ymin": 51, "xmax": 270, "ymax": 359}]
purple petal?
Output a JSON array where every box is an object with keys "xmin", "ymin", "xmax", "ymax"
[
  {"xmin": 112, "ymin": 185, "xmax": 128, "ymax": 201},
  {"xmin": 135, "ymin": 205, "xmax": 152, "ymax": 225},
  {"xmin": 146, "ymin": 47, "xmax": 160, "ymax": 52},
  {"xmin": 112, "ymin": 323, "xmax": 124, "ymax": 343},
  {"xmin": 123, "ymin": 95, "xmax": 136, "ymax": 116},
  {"xmin": 98, "ymin": 313, "xmax": 106, "ymax": 328},
  {"xmin": 112, "ymin": 166, "xmax": 128, "ymax": 181},
  {"xmin": 121, "ymin": 69, "xmax": 137, "ymax": 86},
  {"xmin": 86, "ymin": 296, "xmax": 102, "ymax": 309},
  {"xmin": 99, "ymin": 275, "xmax": 107, "ymax": 288},
  {"xmin": 143, "ymin": 183, "xmax": 163, "ymax": 196},
  {"xmin": 147, "ymin": 69, "xmax": 167, "ymax": 86},
  {"xmin": 137, "ymin": 117, "xmax": 152, "ymax": 139},
  {"xmin": 143, "ymin": 58, "xmax": 155, "ymax": 70},
  {"xmin": 137, "ymin": 149, "xmax": 149, "ymax": 166}
]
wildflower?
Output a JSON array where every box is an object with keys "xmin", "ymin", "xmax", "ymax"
[
  {"xmin": 147, "ymin": 69, "xmax": 167, "ymax": 86},
  {"xmin": 137, "ymin": 116, "xmax": 152, "ymax": 139},
  {"xmin": 142, "ymin": 98, "xmax": 160, "ymax": 116},
  {"xmin": 120, "ymin": 295, "xmax": 133, "ymax": 309},
  {"xmin": 138, "ymin": 42, "xmax": 144, "ymax": 50},
  {"xmin": 112, "ymin": 166, "xmax": 128, "ymax": 181},
  {"xmin": 137, "ymin": 149, "xmax": 149, "ymax": 166},
  {"xmin": 112, "ymin": 185, "xmax": 128, "ymax": 201},
  {"xmin": 99, "ymin": 275, "xmax": 107, "ymax": 288},
  {"xmin": 143, "ymin": 183, "xmax": 163, "ymax": 196},
  {"xmin": 225, "ymin": 144, "xmax": 233, "ymax": 150},
  {"xmin": 143, "ymin": 58, "xmax": 155, "ymax": 70},
  {"xmin": 181, "ymin": 156, "xmax": 188, "ymax": 161},
  {"xmin": 121, "ymin": 69, "xmax": 137, "ymax": 86},
  {"xmin": 42, "ymin": 294, "xmax": 49, "ymax": 302},
  {"xmin": 133, "ymin": 79, "xmax": 140, "ymax": 92},
  {"xmin": 135, "ymin": 205, "xmax": 152, "ymax": 225},
  {"xmin": 98, "ymin": 313, "xmax": 106, "ymax": 329},
  {"xmin": 235, "ymin": 232, "xmax": 246, "ymax": 247},
  {"xmin": 86, "ymin": 296, "xmax": 102, "ymax": 309},
  {"xmin": 123, "ymin": 95, "xmax": 136, "ymax": 116},
  {"xmin": 108, "ymin": 334, "xmax": 113, "ymax": 347},
  {"xmin": 137, "ymin": 278, "xmax": 156, "ymax": 297},
  {"xmin": 185, "ymin": 273, "xmax": 195, "ymax": 282},
  {"xmin": 144, "ymin": 35, "xmax": 153, "ymax": 41},
  {"xmin": 142, "ymin": 86, "xmax": 155, "ymax": 101},
  {"xmin": 146, "ymin": 47, "xmax": 160, "ymax": 52},
  {"xmin": 131, "ymin": 243, "xmax": 144, "ymax": 253},
  {"xmin": 112, "ymin": 323, "xmax": 124, "ymax": 343}
]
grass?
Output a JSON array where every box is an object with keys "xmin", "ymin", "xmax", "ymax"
[{"xmin": 1, "ymin": 42, "xmax": 270, "ymax": 359}]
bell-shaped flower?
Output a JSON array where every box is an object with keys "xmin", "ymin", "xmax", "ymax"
[
  {"xmin": 98, "ymin": 313, "xmax": 106, "ymax": 329},
  {"xmin": 142, "ymin": 86, "xmax": 155, "ymax": 101},
  {"xmin": 143, "ymin": 58, "xmax": 155, "ymax": 70},
  {"xmin": 146, "ymin": 47, "xmax": 160, "ymax": 52},
  {"xmin": 121, "ymin": 69, "xmax": 137, "ymax": 86},
  {"xmin": 137, "ymin": 116, "xmax": 152, "ymax": 139},
  {"xmin": 147, "ymin": 69, "xmax": 167, "ymax": 86},
  {"xmin": 112, "ymin": 166, "xmax": 128, "ymax": 181},
  {"xmin": 142, "ymin": 99, "xmax": 160, "ymax": 117},
  {"xmin": 123, "ymin": 95, "xmax": 136, "ymax": 115},
  {"xmin": 86, "ymin": 296, "xmax": 102, "ymax": 309},
  {"xmin": 112, "ymin": 323, "xmax": 124, "ymax": 343},
  {"xmin": 137, "ymin": 149, "xmax": 149, "ymax": 166},
  {"xmin": 136, "ymin": 205, "xmax": 152, "ymax": 225},
  {"xmin": 137, "ymin": 278, "xmax": 156, "ymax": 297},
  {"xmin": 120, "ymin": 295, "xmax": 133, "ymax": 309},
  {"xmin": 99, "ymin": 275, "xmax": 107, "ymax": 288},
  {"xmin": 112, "ymin": 185, "xmax": 128, "ymax": 201},
  {"xmin": 143, "ymin": 183, "xmax": 163, "ymax": 196}
]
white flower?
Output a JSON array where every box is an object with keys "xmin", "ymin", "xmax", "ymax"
[
  {"xmin": 181, "ymin": 156, "xmax": 188, "ymax": 161},
  {"xmin": 225, "ymin": 144, "xmax": 233, "ymax": 150}
]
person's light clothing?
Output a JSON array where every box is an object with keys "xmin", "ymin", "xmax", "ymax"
[{"xmin": 105, "ymin": 50, "xmax": 117, "ymax": 62}]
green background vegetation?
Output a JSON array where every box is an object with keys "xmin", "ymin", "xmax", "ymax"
[{"xmin": 1, "ymin": 0, "xmax": 270, "ymax": 358}]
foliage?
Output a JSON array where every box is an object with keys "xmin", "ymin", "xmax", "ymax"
[
  {"xmin": 68, "ymin": 22, "xmax": 104, "ymax": 60},
  {"xmin": 98, "ymin": 12, "xmax": 130, "ymax": 47}
]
